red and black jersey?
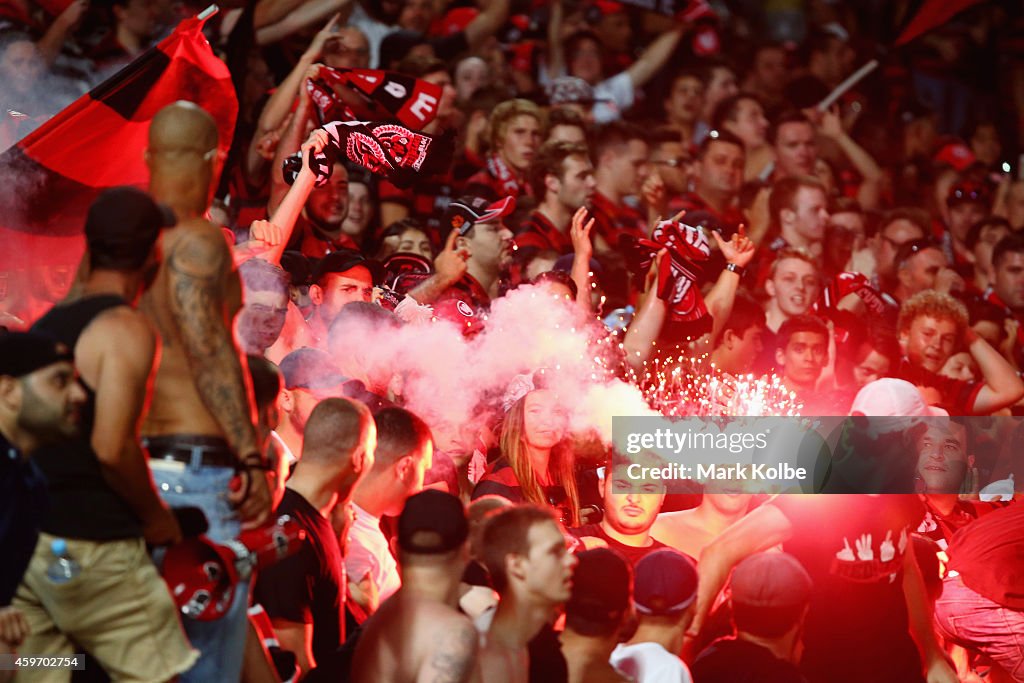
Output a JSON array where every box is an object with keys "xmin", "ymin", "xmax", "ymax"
[
  {"xmin": 378, "ymin": 169, "xmax": 458, "ymax": 244},
  {"xmin": 285, "ymin": 215, "xmax": 360, "ymax": 260},
  {"xmin": 589, "ymin": 190, "xmax": 647, "ymax": 250},
  {"xmin": 461, "ymin": 155, "xmax": 531, "ymax": 201},
  {"xmin": 515, "ymin": 210, "xmax": 572, "ymax": 254}
]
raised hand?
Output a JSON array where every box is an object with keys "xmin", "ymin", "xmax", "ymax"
[
  {"xmin": 855, "ymin": 533, "xmax": 874, "ymax": 561},
  {"xmin": 570, "ymin": 206, "xmax": 594, "ymax": 260},
  {"xmin": 306, "ymin": 13, "xmax": 342, "ymax": 61},
  {"xmin": 249, "ymin": 219, "xmax": 284, "ymax": 246},
  {"xmin": 435, "ymin": 228, "xmax": 471, "ymax": 285},
  {"xmin": 710, "ymin": 224, "xmax": 755, "ymax": 269}
]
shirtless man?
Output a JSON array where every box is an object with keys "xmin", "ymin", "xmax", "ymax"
[
  {"xmin": 478, "ymin": 505, "xmax": 578, "ymax": 683},
  {"xmin": 351, "ymin": 489, "xmax": 480, "ymax": 683},
  {"xmin": 138, "ymin": 101, "xmax": 273, "ymax": 682},
  {"xmin": 651, "ymin": 481, "xmax": 753, "ymax": 560}
]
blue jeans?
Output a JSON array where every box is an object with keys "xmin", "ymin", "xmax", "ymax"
[
  {"xmin": 934, "ymin": 575, "xmax": 1024, "ymax": 682},
  {"xmin": 150, "ymin": 450, "xmax": 248, "ymax": 683}
]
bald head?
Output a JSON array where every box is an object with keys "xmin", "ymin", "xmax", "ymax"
[
  {"xmin": 147, "ymin": 101, "xmax": 220, "ymax": 219},
  {"xmin": 302, "ymin": 397, "xmax": 375, "ymax": 464},
  {"xmin": 149, "ymin": 101, "xmax": 218, "ymax": 153}
]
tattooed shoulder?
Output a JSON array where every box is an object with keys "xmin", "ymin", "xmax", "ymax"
[{"xmin": 426, "ymin": 619, "xmax": 478, "ymax": 683}]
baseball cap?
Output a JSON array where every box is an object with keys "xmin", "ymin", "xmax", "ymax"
[
  {"xmin": 850, "ymin": 378, "xmax": 948, "ymax": 417},
  {"xmin": 0, "ymin": 332, "xmax": 73, "ymax": 378},
  {"xmin": 382, "ymin": 252, "xmax": 433, "ymax": 291},
  {"xmin": 633, "ymin": 549, "xmax": 698, "ymax": 616},
  {"xmin": 85, "ymin": 187, "xmax": 175, "ymax": 264},
  {"xmin": 730, "ymin": 552, "xmax": 811, "ymax": 608},
  {"xmin": 444, "ymin": 196, "xmax": 516, "ymax": 237},
  {"xmin": 398, "ymin": 489, "xmax": 469, "ymax": 554},
  {"xmin": 566, "ymin": 548, "xmax": 632, "ymax": 622},
  {"xmin": 934, "ymin": 141, "xmax": 976, "ymax": 172},
  {"xmin": 547, "ymin": 77, "xmax": 606, "ymax": 106},
  {"xmin": 279, "ymin": 348, "xmax": 346, "ymax": 391},
  {"xmin": 311, "ymin": 249, "xmax": 383, "ymax": 286}
]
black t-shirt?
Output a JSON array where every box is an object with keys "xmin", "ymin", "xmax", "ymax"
[
  {"xmin": 0, "ymin": 436, "xmax": 47, "ymax": 606},
  {"xmin": 692, "ymin": 638, "xmax": 808, "ymax": 683},
  {"xmin": 768, "ymin": 494, "xmax": 925, "ymax": 683},
  {"xmin": 254, "ymin": 489, "xmax": 346, "ymax": 664},
  {"xmin": 896, "ymin": 358, "xmax": 982, "ymax": 416},
  {"xmin": 947, "ymin": 502, "xmax": 1024, "ymax": 609},
  {"xmin": 569, "ymin": 524, "xmax": 672, "ymax": 567},
  {"xmin": 32, "ymin": 295, "xmax": 142, "ymax": 540}
]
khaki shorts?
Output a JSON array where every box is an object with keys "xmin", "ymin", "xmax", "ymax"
[{"xmin": 13, "ymin": 533, "xmax": 198, "ymax": 683}]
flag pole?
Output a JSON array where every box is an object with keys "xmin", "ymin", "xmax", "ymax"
[
  {"xmin": 816, "ymin": 59, "xmax": 879, "ymax": 111},
  {"xmin": 197, "ymin": 4, "xmax": 219, "ymax": 20}
]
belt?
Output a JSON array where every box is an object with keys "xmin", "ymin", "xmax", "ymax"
[{"xmin": 143, "ymin": 434, "xmax": 236, "ymax": 469}]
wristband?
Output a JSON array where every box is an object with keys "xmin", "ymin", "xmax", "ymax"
[{"xmin": 725, "ymin": 262, "xmax": 745, "ymax": 277}]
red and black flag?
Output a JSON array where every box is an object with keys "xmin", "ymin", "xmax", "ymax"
[
  {"xmin": 305, "ymin": 67, "xmax": 443, "ymax": 131},
  {"xmin": 894, "ymin": 0, "xmax": 985, "ymax": 46},
  {"xmin": 286, "ymin": 119, "xmax": 454, "ymax": 190},
  {"xmin": 0, "ymin": 14, "xmax": 237, "ymax": 280}
]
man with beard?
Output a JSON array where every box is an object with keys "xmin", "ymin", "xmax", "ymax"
[
  {"xmin": 896, "ymin": 290, "xmax": 1023, "ymax": 415},
  {"xmin": 517, "ymin": 142, "xmax": 596, "ymax": 255},
  {"xmin": 571, "ymin": 456, "xmax": 669, "ymax": 566},
  {"xmin": 284, "ymin": 162, "xmax": 356, "ymax": 259},
  {"xmin": 22, "ymin": 187, "xmax": 196, "ymax": 681},
  {"xmin": 0, "ymin": 332, "xmax": 85, "ymax": 681},
  {"xmin": 410, "ymin": 195, "xmax": 516, "ymax": 312}
]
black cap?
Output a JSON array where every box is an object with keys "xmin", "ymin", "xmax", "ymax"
[
  {"xmin": 311, "ymin": 249, "xmax": 383, "ymax": 286},
  {"xmin": 566, "ymin": 547, "xmax": 632, "ymax": 622},
  {"xmin": 280, "ymin": 251, "xmax": 314, "ymax": 287},
  {"xmin": 85, "ymin": 187, "xmax": 175, "ymax": 264},
  {"xmin": 0, "ymin": 332, "xmax": 73, "ymax": 378},
  {"xmin": 443, "ymin": 196, "xmax": 516, "ymax": 237},
  {"xmin": 398, "ymin": 489, "xmax": 469, "ymax": 554},
  {"xmin": 382, "ymin": 252, "xmax": 433, "ymax": 291},
  {"xmin": 279, "ymin": 348, "xmax": 346, "ymax": 390}
]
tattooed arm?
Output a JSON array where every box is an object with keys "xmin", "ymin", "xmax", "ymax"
[
  {"xmin": 168, "ymin": 227, "xmax": 258, "ymax": 456},
  {"xmin": 167, "ymin": 226, "xmax": 272, "ymax": 526},
  {"xmin": 420, "ymin": 619, "xmax": 479, "ymax": 683}
]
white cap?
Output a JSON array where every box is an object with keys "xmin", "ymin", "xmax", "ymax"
[{"xmin": 850, "ymin": 378, "xmax": 948, "ymax": 418}]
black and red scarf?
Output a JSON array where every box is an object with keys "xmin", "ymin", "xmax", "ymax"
[{"xmin": 624, "ymin": 219, "xmax": 711, "ymax": 324}]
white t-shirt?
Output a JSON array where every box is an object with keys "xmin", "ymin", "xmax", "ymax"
[
  {"xmin": 348, "ymin": 4, "xmax": 397, "ymax": 69},
  {"xmin": 345, "ymin": 503, "xmax": 401, "ymax": 604},
  {"xmin": 611, "ymin": 642, "xmax": 693, "ymax": 683},
  {"xmin": 591, "ymin": 71, "xmax": 635, "ymax": 124}
]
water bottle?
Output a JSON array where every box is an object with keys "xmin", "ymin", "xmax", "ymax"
[{"xmin": 45, "ymin": 538, "xmax": 81, "ymax": 584}]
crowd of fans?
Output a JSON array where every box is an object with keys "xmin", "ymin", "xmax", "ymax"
[{"xmin": 1, "ymin": 0, "xmax": 1024, "ymax": 682}]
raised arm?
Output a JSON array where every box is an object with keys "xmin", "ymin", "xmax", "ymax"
[
  {"xmin": 409, "ymin": 230, "xmax": 470, "ymax": 305},
  {"xmin": 623, "ymin": 250, "xmax": 668, "ymax": 370},
  {"xmin": 464, "ymin": 0, "xmax": 511, "ymax": 52},
  {"xmin": 569, "ymin": 207, "xmax": 595, "ymax": 314},
  {"xmin": 704, "ymin": 227, "xmax": 755, "ymax": 341},
  {"xmin": 966, "ymin": 327, "xmax": 1024, "ymax": 414},
  {"xmin": 690, "ymin": 502, "xmax": 793, "ymax": 638},
  {"xmin": 626, "ymin": 24, "xmax": 685, "ymax": 90},
  {"xmin": 257, "ymin": 0, "xmax": 352, "ymax": 45},
  {"xmin": 545, "ymin": 0, "xmax": 565, "ymax": 81},
  {"xmin": 818, "ymin": 107, "xmax": 884, "ymax": 211},
  {"xmin": 902, "ymin": 540, "xmax": 959, "ymax": 683}
]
